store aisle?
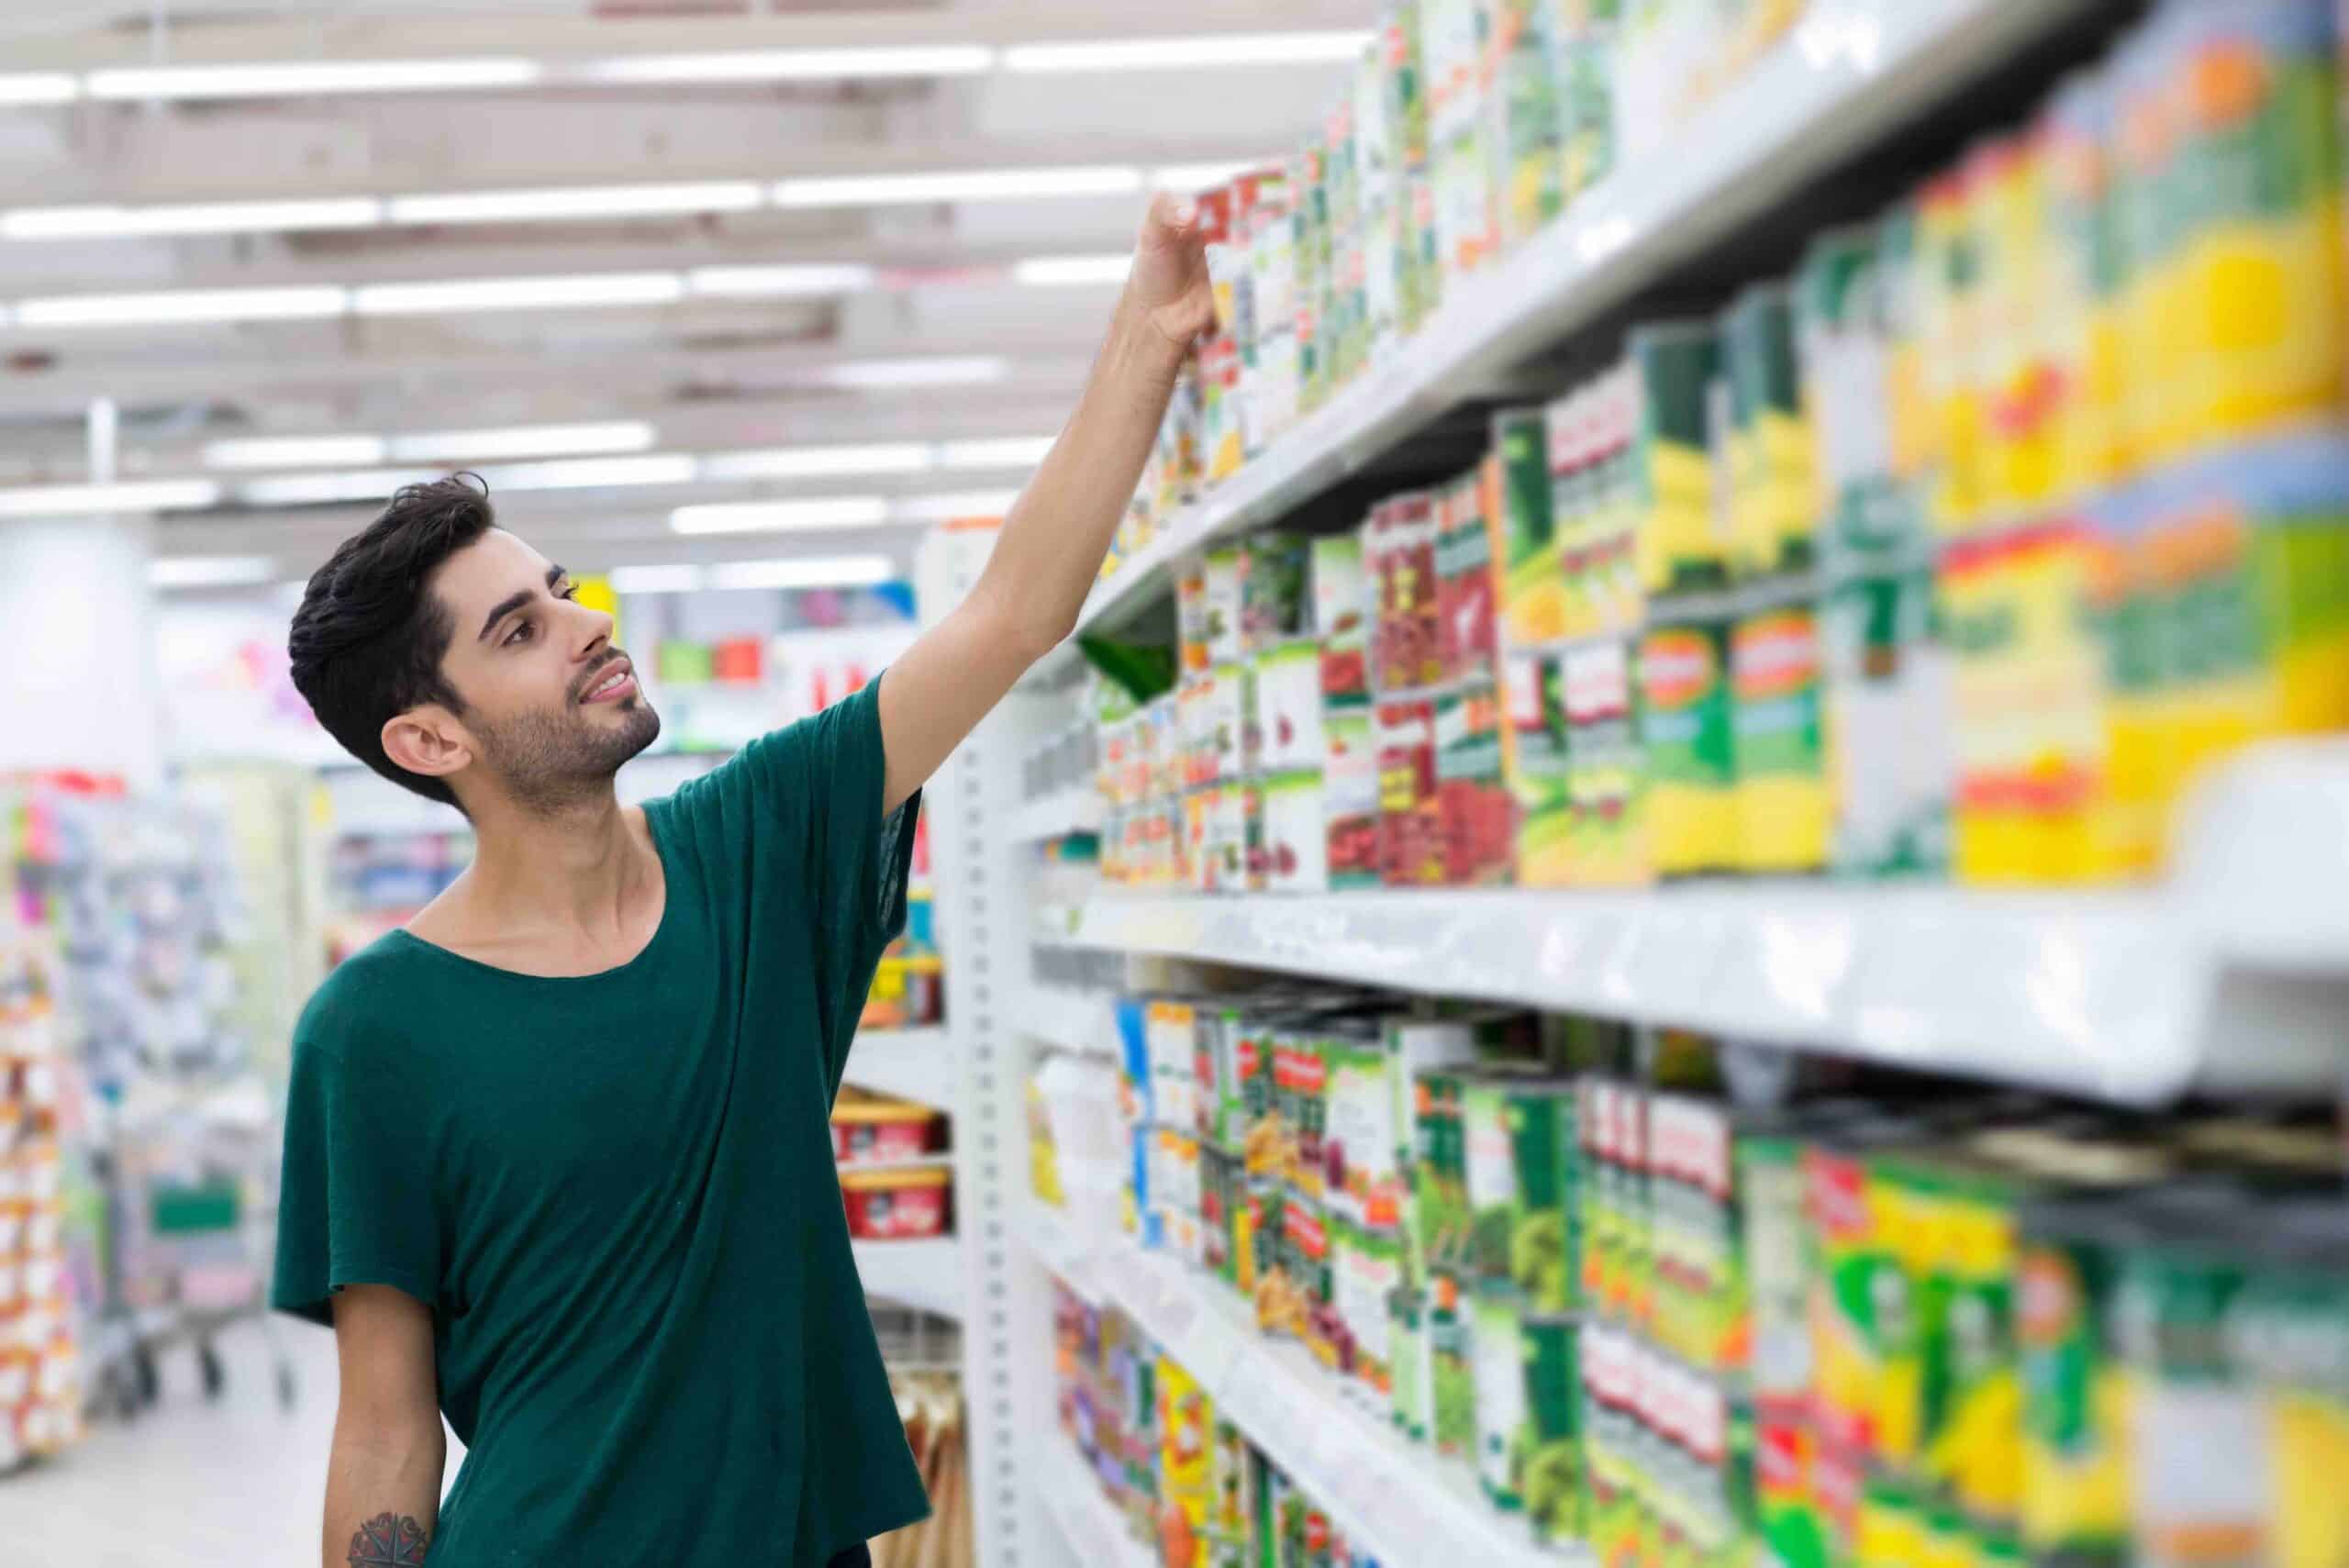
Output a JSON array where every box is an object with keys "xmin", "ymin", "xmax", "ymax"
[{"xmin": 9, "ymin": 1318, "xmax": 462, "ymax": 1568}]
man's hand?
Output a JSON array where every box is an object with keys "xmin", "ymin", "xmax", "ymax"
[{"xmin": 1127, "ymin": 191, "xmax": 1217, "ymax": 356}]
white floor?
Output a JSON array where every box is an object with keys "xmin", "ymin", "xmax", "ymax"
[{"xmin": 8, "ymin": 1317, "xmax": 464, "ymax": 1568}]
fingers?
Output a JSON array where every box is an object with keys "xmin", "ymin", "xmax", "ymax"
[{"xmin": 1141, "ymin": 188, "xmax": 1200, "ymax": 248}]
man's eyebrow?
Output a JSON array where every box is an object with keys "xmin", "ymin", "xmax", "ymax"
[{"xmin": 476, "ymin": 565, "xmax": 568, "ymax": 642}]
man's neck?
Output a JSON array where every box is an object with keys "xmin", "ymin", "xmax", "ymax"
[{"xmin": 440, "ymin": 786, "xmax": 654, "ymax": 950}]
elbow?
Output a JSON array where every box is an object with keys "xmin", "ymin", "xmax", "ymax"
[{"xmin": 975, "ymin": 583, "xmax": 1075, "ymax": 667}]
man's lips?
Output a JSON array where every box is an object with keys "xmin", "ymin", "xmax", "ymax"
[{"xmin": 579, "ymin": 658, "xmax": 637, "ymax": 704}]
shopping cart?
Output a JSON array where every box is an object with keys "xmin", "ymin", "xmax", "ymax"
[{"xmin": 86, "ymin": 1096, "xmax": 295, "ymax": 1419}]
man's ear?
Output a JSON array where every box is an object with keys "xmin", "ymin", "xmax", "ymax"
[{"xmin": 382, "ymin": 705, "xmax": 472, "ymax": 783}]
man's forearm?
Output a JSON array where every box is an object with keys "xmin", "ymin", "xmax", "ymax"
[
  {"xmin": 324, "ymin": 1419, "xmax": 443, "ymax": 1566},
  {"xmin": 974, "ymin": 292, "xmax": 1189, "ymax": 650}
]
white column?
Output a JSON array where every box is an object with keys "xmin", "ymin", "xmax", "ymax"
[
  {"xmin": 0, "ymin": 512, "xmax": 164, "ymax": 789},
  {"xmin": 0, "ymin": 400, "xmax": 163, "ymax": 787}
]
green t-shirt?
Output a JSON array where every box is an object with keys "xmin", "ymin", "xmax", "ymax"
[{"xmin": 271, "ymin": 676, "xmax": 929, "ymax": 1565}]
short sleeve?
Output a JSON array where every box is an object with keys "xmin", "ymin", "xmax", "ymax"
[
  {"xmin": 270, "ymin": 1026, "xmax": 443, "ymax": 1328},
  {"xmin": 721, "ymin": 673, "xmax": 920, "ymax": 1095}
]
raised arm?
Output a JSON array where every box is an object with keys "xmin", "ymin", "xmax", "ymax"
[
  {"xmin": 326, "ymin": 1284, "xmax": 445, "ymax": 1566},
  {"xmin": 877, "ymin": 191, "xmax": 1212, "ymax": 812}
]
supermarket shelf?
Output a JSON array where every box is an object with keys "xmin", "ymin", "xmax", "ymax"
[
  {"xmin": 1014, "ymin": 789, "xmax": 1105, "ymax": 843},
  {"xmin": 840, "ymin": 1027, "xmax": 955, "ymax": 1108},
  {"xmin": 1021, "ymin": 1206, "xmax": 1578, "ymax": 1568},
  {"xmin": 851, "ymin": 1237, "xmax": 963, "ymax": 1320},
  {"xmin": 1026, "ymin": 0, "xmax": 2104, "ymax": 684},
  {"xmin": 1043, "ymin": 1436, "xmax": 1157, "ymax": 1568},
  {"xmin": 1028, "ymin": 748, "xmax": 2349, "ymax": 1105},
  {"xmin": 1020, "ymin": 983, "xmax": 1118, "ymax": 1058}
]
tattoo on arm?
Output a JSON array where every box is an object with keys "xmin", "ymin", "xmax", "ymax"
[{"xmin": 348, "ymin": 1512, "xmax": 429, "ymax": 1565}]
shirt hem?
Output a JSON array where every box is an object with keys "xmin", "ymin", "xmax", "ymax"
[{"xmin": 821, "ymin": 1491, "xmax": 933, "ymax": 1564}]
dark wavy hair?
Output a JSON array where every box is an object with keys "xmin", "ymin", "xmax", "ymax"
[{"xmin": 287, "ymin": 473, "xmax": 497, "ymax": 807}]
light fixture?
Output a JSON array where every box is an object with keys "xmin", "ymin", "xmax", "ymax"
[
  {"xmin": 473, "ymin": 455, "xmax": 697, "ymax": 491},
  {"xmin": 353, "ymin": 272, "xmax": 685, "ymax": 316},
  {"xmin": 13, "ymin": 285, "xmax": 349, "ymax": 328},
  {"xmin": 688, "ymin": 264, "xmax": 877, "ymax": 298},
  {"xmin": 1152, "ymin": 161, "xmax": 1273, "ymax": 192},
  {"xmin": 387, "ymin": 422, "xmax": 658, "ymax": 463},
  {"xmin": 699, "ymin": 444, "xmax": 932, "ymax": 483},
  {"xmin": 149, "ymin": 555, "xmax": 275, "ymax": 589},
  {"xmin": 0, "ymin": 75, "xmax": 79, "ymax": 106},
  {"xmin": 0, "ymin": 480, "xmax": 221, "ymax": 517},
  {"xmin": 671, "ymin": 496, "xmax": 892, "ymax": 536},
  {"xmin": 386, "ymin": 183, "xmax": 763, "ymax": 227},
  {"xmin": 936, "ymin": 436, "xmax": 1055, "ymax": 470},
  {"xmin": 820, "ymin": 356, "xmax": 1009, "ymax": 390},
  {"xmin": 1012, "ymin": 254, "xmax": 1130, "ymax": 286},
  {"xmin": 584, "ymin": 47, "xmax": 993, "ymax": 84},
  {"xmin": 238, "ymin": 469, "xmax": 440, "ymax": 506},
  {"xmin": 896, "ymin": 489, "xmax": 1020, "ymax": 522},
  {"xmin": 205, "ymin": 435, "xmax": 391, "ymax": 471},
  {"xmin": 608, "ymin": 563, "xmax": 708, "ymax": 595},
  {"xmin": 773, "ymin": 166, "xmax": 1140, "ymax": 208},
  {"xmin": 1002, "ymin": 31, "xmax": 1371, "ymax": 72},
  {"xmin": 84, "ymin": 59, "xmax": 543, "ymax": 102},
  {"xmin": 705, "ymin": 555, "xmax": 896, "ymax": 591},
  {"xmin": 1, "ymin": 198, "xmax": 384, "ymax": 241}
]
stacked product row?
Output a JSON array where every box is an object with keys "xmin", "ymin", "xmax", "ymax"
[
  {"xmin": 1093, "ymin": 0, "xmax": 2349, "ymax": 889},
  {"xmin": 1119, "ymin": 0, "xmax": 1809, "ymax": 574},
  {"xmin": 1084, "ymin": 987, "xmax": 2349, "ymax": 1565},
  {"xmin": 832, "ymin": 1089, "xmax": 953, "ymax": 1245},
  {"xmin": 1054, "ymin": 1278, "xmax": 1389, "ymax": 1568},
  {"xmin": 0, "ymin": 936, "xmax": 82, "ymax": 1473}
]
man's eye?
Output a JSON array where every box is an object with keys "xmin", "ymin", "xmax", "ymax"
[
  {"xmin": 507, "ymin": 621, "xmax": 534, "ymax": 645},
  {"xmin": 557, "ymin": 583, "xmax": 578, "ymax": 601}
]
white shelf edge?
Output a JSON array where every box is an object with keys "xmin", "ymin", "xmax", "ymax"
[
  {"xmin": 1029, "ymin": 734, "xmax": 2349, "ymax": 1110},
  {"xmin": 851, "ymin": 1236, "xmax": 963, "ymax": 1321},
  {"xmin": 1021, "ymin": 1205, "xmax": 1581, "ymax": 1568},
  {"xmin": 1013, "ymin": 789, "xmax": 1106, "ymax": 843},
  {"xmin": 840, "ymin": 1026, "xmax": 956, "ymax": 1109},
  {"xmin": 1027, "ymin": 0, "xmax": 2107, "ymax": 681},
  {"xmin": 1043, "ymin": 1434, "xmax": 1158, "ymax": 1568}
]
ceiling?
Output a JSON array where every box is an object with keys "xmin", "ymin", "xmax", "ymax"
[{"xmin": 0, "ymin": 1, "xmax": 1360, "ymax": 584}]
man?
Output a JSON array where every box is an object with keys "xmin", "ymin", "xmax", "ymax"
[{"xmin": 273, "ymin": 194, "xmax": 1211, "ymax": 1567}]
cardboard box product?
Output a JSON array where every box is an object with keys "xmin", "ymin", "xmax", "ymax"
[
  {"xmin": 1436, "ymin": 678, "xmax": 1516, "ymax": 886},
  {"xmin": 1311, "ymin": 532, "xmax": 1374, "ymax": 704},
  {"xmin": 1722, "ymin": 282, "xmax": 1820, "ymax": 582},
  {"xmin": 1500, "ymin": 404, "xmax": 1564, "ymax": 645},
  {"xmin": 1504, "ymin": 651, "xmax": 1575, "ymax": 886},
  {"xmin": 1731, "ymin": 591, "xmax": 1831, "ymax": 875},
  {"xmin": 1461, "ymin": 1065, "xmax": 1580, "ymax": 1313},
  {"xmin": 1638, "ymin": 606, "xmax": 1738, "ymax": 877},
  {"xmin": 1564, "ymin": 636, "xmax": 1647, "ymax": 885},
  {"xmin": 1376, "ymin": 696, "xmax": 1444, "ymax": 886},
  {"xmin": 1259, "ymin": 771, "xmax": 1330, "ymax": 895},
  {"xmin": 1436, "ymin": 457, "xmax": 1504, "ymax": 684},
  {"xmin": 1629, "ymin": 323, "xmax": 1730, "ymax": 600},
  {"xmin": 1253, "ymin": 639, "xmax": 1328, "ymax": 774},
  {"xmin": 1325, "ymin": 710, "xmax": 1383, "ymax": 890}
]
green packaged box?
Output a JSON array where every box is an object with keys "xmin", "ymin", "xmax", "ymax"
[
  {"xmin": 1521, "ymin": 1314, "xmax": 1586, "ymax": 1546},
  {"xmin": 1392, "ymin": 1285, "xmax": 1434, "ymax": 1443},
  {"xmin": 1462, "ymin": 1065, "xmax": 1580, "ymax": 1313},
  {"xmin": 1629, "ymin": 322, "xmax": 1727, "ymax": 600},
  {"xmin": 1473, "ymin": 1295, "xmax": 1531, "ymax": 1510},
  {"xmin": 1721, "ymin": 282, "xmax": 1816, "ymax": 582},
  {"xmin": 1412, "ymin": 1069, "xmax": 1475, "ymax": 1296}
]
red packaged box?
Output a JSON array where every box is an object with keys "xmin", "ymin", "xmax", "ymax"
[
  {"xmin": 841, "ymin": 1167, "xmax": 952, "ymax": 1240},
  {"xmin": 1375, "ymin": 698, "xmax": 1442, "ymax": 886}
]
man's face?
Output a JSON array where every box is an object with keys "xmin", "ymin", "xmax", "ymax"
[{"xmin": 424, "ymin": 528, "xmax": 660, "ymax": 813}]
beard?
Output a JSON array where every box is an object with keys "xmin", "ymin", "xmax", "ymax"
[{"xmin": 470, "ymin": 691, "xmax": 661, "ymax": 817}]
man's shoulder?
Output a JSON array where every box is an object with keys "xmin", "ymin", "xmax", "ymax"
[{"xmin": 292, "ymin": 934, "xmax": 445, "ymax": 1062}]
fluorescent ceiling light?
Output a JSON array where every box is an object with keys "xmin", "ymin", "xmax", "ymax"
[
  {"xmin": 387, "ymin": 183, "xmax": 763, "ymax": 226},
  {"xmin": 473, "ymin": 455, "xmax": 697, "ymax": 491},
  {"xmin": 608, "ymin": 563, "xmax": 707, "ymax": 595},
  {"xmin": 1003, "ymin": 31, "xmax": 1371, "ymax": 72},
  {"xmin": 2, "ymin": 198, "xmax": 383, "ymax": 241},
  {"xmin": 937, "ymin": 436, "xmax": 1055, "ymax": 470},
  {"xmin": 701, "ymin": 444, "xmax": 932, "ymax": 483},
  {"xmin": 387, "ymin": 422, "xmax": 657, "ymax": 463},
  {"xmin": 150, "ymin": 554, "xmax": 274, "ymax": 589},
  {"xmin": 706, "ymin": 555, "xmax": 896, "ymax": 592},
  {"xmin": 0, "ymin": 75, "xmax": 79, "ymax": 106},
  {"xmin": 671, "ymin": 496, "xmax": 891, "ymax": 536},
  {"xmin": 821, "ymin": 356, "xmax": 1008, "ymax": 390},
  {"xmin": 586, "ymin": 47, "xmax": 992, "ymax": 84},
  {"xmin": 13, "ymin": 285, "xmax": 348, "ymax": 328},
  {"xmin": 896, "ymin": 489, "xmax": 1019, "ymax": 522},
  {"xmin": 85, "ymin": 59, "xmax": 543, "ymax": 102},
  {"xmin": 205, "ymin": 435, "xmax": 389, "ymax": 471},
  {"xmin": 239, "ymin": 468, "xmax": 438, "ymax": 506},
  {"xmin": 1152, "ymin": 161, "xmax": 1272, "ymax": 192},
  {"xmin": 1013, "ymin": 254, "xmax": 1130, "ymax": 286},
  {"xmin": 354, "ymin": 272, "xmax": 684, "ymax": 316},
  {"xmin": 688, "ymin": 264, "xmax": 875, "ymax": 299},
  {"xmin": 773, "ymin": 165, "xmax": 1139, "ymax": 208},
  {"xmin": 0, "ymin": 480, "xmax": 221, "ymax": 517}
]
